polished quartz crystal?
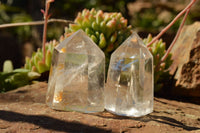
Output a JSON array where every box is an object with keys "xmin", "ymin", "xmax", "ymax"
[
  {"xmin": 46, "ymin": 30, "xmax": 105, "ymax": 113},
  {"xmin": 105, "ymin": 32, "xmax": 154, "ymax": 117}
]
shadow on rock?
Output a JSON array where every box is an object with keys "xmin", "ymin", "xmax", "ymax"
[
  {"xmin": 0, "ymin": 110, "xmax": 111, "ymax": 133},
  {"xmin": 148, "ymin": 114, "xmax": 200, "ymax": 131}
]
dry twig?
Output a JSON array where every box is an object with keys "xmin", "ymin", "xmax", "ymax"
[
  {"xmin": 147, "ymin": 0, "xmax": 196, "ymax": 48},
  {"xmin": 0, "ymin": 19, "xmax": 73, "ymax": 29}
]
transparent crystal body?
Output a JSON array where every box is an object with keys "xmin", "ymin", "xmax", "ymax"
[
  {"xmin": 105, "ymin": 33, "xmax": 154, "ymax": 117},
  {"xmin": 46, "ymin": 30, "xmax": 105, "ymax": 113}
]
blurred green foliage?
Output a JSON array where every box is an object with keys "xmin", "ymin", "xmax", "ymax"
[
  {"xmin": 11, "ymin": 13, "xmax": 32, "ymax": 41},
  {"xmin": 49, "ymin": 0, "xmax": 135, "ymax": 40},
  {"xmin": 130, "ymin": 4, "xmax": 194, "ymax": 33},
  {"xmin": 1, "ymin": 0, "xmax": 199, "ymax": 40},
  {"xmin": 52, "ymin": 0, "xmax": 134, "ymax": 19},
  {"xmin": 0, "ymin": 0, "xmax": 135, "ymax": 42},
  {"xmin": 0, "ymin": 60, "xmax": 40, "ymax": 93},
  {"xmin": 0, "ymin": 2, "xmax": 32, "ymax": 42}
]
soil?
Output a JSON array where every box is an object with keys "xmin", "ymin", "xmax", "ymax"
[{"xmin": 0, "ymin": 82, "xmax": 200, "ymax": 133}]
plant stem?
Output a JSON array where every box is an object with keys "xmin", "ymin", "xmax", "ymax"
[
  {"xmin": 147, "ymin": 0, "xmax": 196, "ymax": 47},
  {"xmin": 0, "ymin": 19, "xmax": 73, "ymax": 29},
  {"xmin": 161, "ymin": 9, "xmax": 190, "ymax": 62},
  {"xmin": 42, "ymin": 1, "xmax": 49, "ymax": 63},
  {"xmin": 154, "ymin": 9, "xmax": 191, "ymax": 71}
]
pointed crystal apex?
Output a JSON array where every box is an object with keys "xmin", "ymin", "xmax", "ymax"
[
  {"xmin": 105, "ymin": 32, "xmax": 154, "ymax": 117},
  {"xmin": 46, "ymin": 30, "xmax": 105, "ymax": 113}
]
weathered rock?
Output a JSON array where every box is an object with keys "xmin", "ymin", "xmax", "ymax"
[
  {"xmin": 0, "ymin": 82, "xmax": 200, "ymax": 133},
  {"xmin": 169, "ymin": 22, "xmax": 200, "ymax": 97}
]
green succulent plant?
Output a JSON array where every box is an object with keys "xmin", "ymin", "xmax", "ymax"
[
  {"xmin": 0, "ymin": 60, "xmax": 40, "ymax": 92},
  {"xmin": 24, "ymin": 8, "xmax": 173, "ymax": 91},
  {"xmin": 64, "ymin": 8, "xmax": 133, "ymax": 72},
  {"xmin": 143, "ymin": 34, "xmax": 173, "ymax": 91},
  {"xmin": 65, "ymin": 8, "xmax": 132, "ymax": 53},
  {"xmin": 24, "ymin": 40, "xmax": 58, "ymax": 73},
  {"xmin": 25, "ymin": 8, "xmax": 132, "ymax": 74}
]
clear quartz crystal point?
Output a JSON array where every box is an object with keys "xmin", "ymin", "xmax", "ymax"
[
  {"xmin": 105, "ymin": 32, "xmax": 154, "ymax": 117},
  {"xmin": 46, "ymin": 30, "xmax": 105, "ymax": 113}
]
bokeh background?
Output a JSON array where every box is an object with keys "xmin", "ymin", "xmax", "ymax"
[{"xmin": 0, "ymin": 0, "xmax": 200, "ymax": 70}]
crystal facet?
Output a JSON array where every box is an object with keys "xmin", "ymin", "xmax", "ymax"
[
  {"xmin": 105, "ymin": 32, "xmax": 154, "ymax": 117},
  {"xmin": 46, "ymin": 30, "xmax": 105, "ymax": 113}
]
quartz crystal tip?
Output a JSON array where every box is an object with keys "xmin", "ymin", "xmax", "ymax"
[
  {"xmin": 46, "ymin": 30, "xmax": 105, "ymax": 113},
  {"xmin": 105, "ymin": 32, "xmax": 154, "ymax": 117}
]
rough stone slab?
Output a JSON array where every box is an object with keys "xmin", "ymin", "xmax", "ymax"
[
  {"xmin": 0, "ymin": 82, "xmax": 200, "ymax": 133},
  {"xmin": 168, "ymin": 22, "xmax": 200, "ymax": 97},
  {"xmin": 169, "ymin": 22, "xmax": 200, "ymax": 75}
]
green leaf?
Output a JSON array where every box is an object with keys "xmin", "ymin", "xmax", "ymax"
[
  {"xmin": 46, "ymin": 50, "xmax": 52, "ymax": 68},
  {"xmin": 27, "ymin": 72, "xmax": 41, "ymax": 80},
  {"xmin": 13, "ymin": 68, "xmax": 30, "ymax": 73},
  {"xmin": 90, "ymin": 35, "xmax": 98, "ymax": 44},
  {"xmin": 99, "ymin": 33, "xmax": 107, "ymax": 49},
  {"xmin": 37, "ymin": 61, "xmax": 48, "ymax": 73},
  {"xmin": 3, "ymin": 60, "xmax": 13, "ymax": 73}
]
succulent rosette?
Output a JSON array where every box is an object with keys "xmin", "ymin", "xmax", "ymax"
[
  {"xmin": 143, "ymin": 34, "xmax": 173, "ymax": 90},
  {"xmin": 24, "ymin": 8, "xmax": 173, "ymax": 90}
]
